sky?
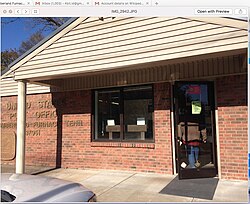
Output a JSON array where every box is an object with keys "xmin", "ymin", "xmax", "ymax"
[{"xmin": 1, "ymin": 17, "xmax": 52, "ymax": 51}]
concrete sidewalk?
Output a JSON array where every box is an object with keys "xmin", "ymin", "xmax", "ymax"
[{"xmin": 38, "ymin": 168, "xmax": 247, "ymax": 202}]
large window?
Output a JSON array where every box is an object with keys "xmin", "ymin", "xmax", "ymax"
[{"xmin": 94, "ymin": 85, "xmax": 154, "ymax": 141}]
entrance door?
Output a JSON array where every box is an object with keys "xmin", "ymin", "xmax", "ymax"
[{"xmin": 174, "ymin": 82, "xmax": 217, "ymax": 179}]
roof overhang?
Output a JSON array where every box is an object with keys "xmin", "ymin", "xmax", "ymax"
[{"xmin": 1, "ymin": 17, "xmax": 248, "ymax": 85}]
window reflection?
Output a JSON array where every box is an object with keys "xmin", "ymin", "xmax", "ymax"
[
  {"xmin": 96, "ymin": 90, "xmax": 120, "ymax": 139},
  {"xmin": 94, "ymin": 85, "xmax": 154, "ymax": 141},
  {"xmin": 124, "ymin": 86, "xmax": 153, "ymax": 140}
]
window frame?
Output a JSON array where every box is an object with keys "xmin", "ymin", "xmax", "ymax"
[{"xmin": 91, "ymin": 84, "xmax": 155, "ymax": 143}]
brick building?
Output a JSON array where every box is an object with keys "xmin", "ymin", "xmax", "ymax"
[{"xmin": 1, "ymin": 17, "xmax": 248, "ymax": 180}]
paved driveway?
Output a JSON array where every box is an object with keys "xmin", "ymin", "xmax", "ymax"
[{"xmin": 39, "ymin": 168, "xmax": 248, "ymax": 202}]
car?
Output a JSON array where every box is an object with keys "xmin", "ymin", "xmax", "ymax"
[{"xmin": 1, "ymin": 173, "xmax": 96, "ymax": 202}]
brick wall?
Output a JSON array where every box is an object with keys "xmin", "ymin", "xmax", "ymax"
[
  {"xmin": 1, "ymin": 93, "xmax": 58, "ymax": 167},
  {"xmin": 56, "ymin": 83, "xmax": 173, "ymax": 174},
  {"xmin": 1, "ymin": 82, "xmax": 173, "ymax": 174},
  {"xmin": 216, "ymin": 74, "xmax": 248, "ymax": 180},
  {"xmin": 2, "ymin": 76, "xmax": 247, "ymax": 180}
]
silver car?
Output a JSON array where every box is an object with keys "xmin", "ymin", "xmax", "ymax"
[{"xmin": 1, "ymin": 173, "xmax": 96, "ymax": 202}]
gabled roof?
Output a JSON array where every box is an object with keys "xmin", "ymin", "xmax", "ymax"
[
  {"xmin": 1, "ymin": 17, "xmax": 86, "ymax": 78},
  {"xmin": 1, "ymin": 17, "xmax": 248, "ymax": 81}
]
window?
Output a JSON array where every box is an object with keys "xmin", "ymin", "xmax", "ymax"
[{"xmin": 93, "ymin": 85, "xmax": 154, "ymax": 141}]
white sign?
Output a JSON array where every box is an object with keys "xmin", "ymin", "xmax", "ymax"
[
  {"xmin": 137, "ymin": 118, "xmax": 145, "ymax": 125},
  {"xmin": 181, "ymin": 162, "xmax": 187, "ymax": 168},
  {"xmin": 107, "ymin": 119, "xmax": 115, "ymax": 126}
]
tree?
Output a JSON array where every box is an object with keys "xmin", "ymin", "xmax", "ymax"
[
  {"xmin": 1, "ymin": 18, "xmax": 69, "ymax": 73},
  {"xmin": 18, "ymin": 32, "xmax": 44, "ymax": 55},
  {"xmin": 1, "ymin": 32, "xmax": 44, "ymax": 72},
  {"xmin": 1, "ymin": 17, "xmax": 109, "ymax": 72},
  {"xmin": 1, "ymin": 17, "xmax": 69, "ymax": 32},
  {"xmin": 1, "ymin": 49, "xmax": 19, "ymax": 71},
  {"xmin": 30, "ymin": 17, "xmax": 69, "ymax": 31}
]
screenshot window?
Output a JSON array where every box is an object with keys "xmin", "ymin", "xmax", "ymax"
[{"xmin": 0, "ymin": 0, "xmax": 249, "ymax": 203}]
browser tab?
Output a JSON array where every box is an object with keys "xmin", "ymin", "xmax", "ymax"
[{"xmin": 92, "ymin": 0, "xmax": 151, "ymax": 6}]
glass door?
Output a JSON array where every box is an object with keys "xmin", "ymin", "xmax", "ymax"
[{"xmin": 174, "ymin": 82, "xmax": 217, "ymax": 179}]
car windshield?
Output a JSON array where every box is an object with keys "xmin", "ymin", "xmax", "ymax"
[{"xmin": 1, "ymin": 190, "xmax": 16, "ymax": 202}]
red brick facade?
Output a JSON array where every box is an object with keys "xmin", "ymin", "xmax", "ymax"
[
  {"xmin": 216, "ymin": 75, "xmax": 248, "ymax": 180},
  {"xmin": 1, "ymin": 76, "xmax": 247, "ymax": 180},
  {"xmin": 1, "ymin": 82, "xmax": 173, "ymax": 174},
  {"xmin": 1, "ymin": 94, "xmax": 58, "ymax": 167}
]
